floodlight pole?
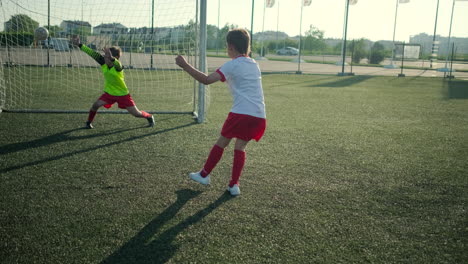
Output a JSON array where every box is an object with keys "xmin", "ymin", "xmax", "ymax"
[
  {"xmin": 216, "ymin": 0, "xmax": 220, "ymax": 55},
  {"xmin": 297, "ymin": 1, "xmax": 304, "ymax": 74},
  {"xmin": 442, "ymin": 0, "xmax": 456, "ymax": 73},
  {"xmin": 260, "ymin": 1, "xmax": 266, "ymax": 58},
  {"xmin": 350, "ymin": 39, "xmax": 354, "ymax": 74},
  {"xmin": 150, "ymin": 0, "xmax": 154, "ymax": 70},
  {"xmin": 337, "ymin": 0, "xmax": 347, "ymax": 67},
  {"xmin": 129, "ymin": 33, "xmax": 133, "ymax": 68},
  {"xmin": 430, "ymin": 0, "xmax": 440, "ymax": 69},
  {"xmin": 276, "ymin": 0, "xmax": 280, "ymax": 51},
  {"xmin": 250, "ymin": 0, "xmax": 255, "ymax": 57},
  {"xmin": 388, "ymin": 0, "xmax": 399, "ymax": 68},
  {"xmin": 47, "ymin": 0, "xmax": 50, "ymax": 67},
  {"xmin": 448, "ymin": 42, "xmax": 455, "ymax": 78},
  {"xmin": 340, "ymin": 0, "xmax": 350, "ymax": 75},
  {"xmin": 398, "ymin": 42, "xmax": 406, "ymax": 77}
]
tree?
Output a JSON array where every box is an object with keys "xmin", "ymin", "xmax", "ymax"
[
  {"xmin": 218, "ymin": 23, "xmax": 238, "ymax": 51},
  {"xmin": 350, "ymin": 38, "xmax": 368, "ymax": 64},
  {"xmin": 333, "ymin": 42, "xmax": 343, "ymax": 55},
  {"xmin": 206, "ymin": 24, "xmax": 218, "ymax": 50},
  {"xmin": 5, "ymin": 14, "xmax": 39, "ymax": 33},
  {"xmin": 369, "ymin": 42, "xmax": 386, "ymax": 64},
  {"xmin": 303, "ymin": 25, "xmax": 326, "ymax": 53},
  {"xmin": 186, "ymin": 20, "xmax": 197, "ymax": 38},
  {"xmin": 274, "ymin": 38, "xmax": 298, "ymax": 50},
  {"xmin": 268, "ymin": 31, "xmax": 289, "ymax": 51},
  {"xmin": 71, "ymin": 26, "xmax": 91, "ymax": 37},
  {"xmin": 304, "ymin": 25, "xmax": 324, "ymax": 39}
]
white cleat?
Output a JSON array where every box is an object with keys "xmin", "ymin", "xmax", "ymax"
[
  {"xmin": 227, "ymin": 184, "xmax": 240, "ymax": 196},
  {"xmin": 189, "ymin": 171, "xmax": 210, "ymax": 185}
]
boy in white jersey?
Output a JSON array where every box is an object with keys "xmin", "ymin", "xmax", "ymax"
[{"xmin": 175, "ymin": 28, "xmax": 266, "ymax": 196}]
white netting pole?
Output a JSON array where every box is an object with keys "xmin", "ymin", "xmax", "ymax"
[{"xmin": 197, "ymin": 0, "xmax": 207, "ymax": 123}]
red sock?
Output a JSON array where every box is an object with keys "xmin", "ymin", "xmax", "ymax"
[
  {"xmin": 201, "ymin": 145, "xmax": 224, "ymax": 177},
  {"xmin": 229, "ymin": 150, "xmax": 246, "ymax": 187},
  {"xmin": 87, "ymin": 110, "xmax": 97, "ymax": 122},
  {"xmin": 140, "ymin": 111, "xmax": 151, "ymax": 118}
]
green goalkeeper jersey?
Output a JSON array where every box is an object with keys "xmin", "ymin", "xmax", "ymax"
[{"xmin": 79, "ymin": 44, "xmax": 129, "ymax": 96}]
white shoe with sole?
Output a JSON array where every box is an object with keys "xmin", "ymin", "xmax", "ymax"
[
  {"xmin": 227, "ymin": 184, "xmax": 240, "ymax": 196},
  {"xmin": 189, "ymin": 171, "xmax": 210, "ymax": 185}
]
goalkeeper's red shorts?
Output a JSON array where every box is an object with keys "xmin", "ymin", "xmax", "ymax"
[
  {"xmin": 221, "ymin": 112, "xmax": 266, "ymax": 142},
  {"xmin": 99, "ymin": 92, "xmax": 136, "ymax": 109}
]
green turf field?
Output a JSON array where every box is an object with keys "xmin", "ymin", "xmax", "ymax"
[{"xmin": 1, "ymin": 74, "xmax": 467, "ymax": 263}]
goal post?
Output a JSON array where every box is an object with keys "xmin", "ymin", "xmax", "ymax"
[
  {"xmin": 0, "ymin": 0, "xmax": 207, "ymax": 122},
  {"xmin": 197, "ymin": 0, "xmax": 207, "ymax": 124}
]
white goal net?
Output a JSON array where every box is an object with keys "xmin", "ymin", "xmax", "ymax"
[{"xmin": 0, "ymin": 0, "xmax": 207, "ymax": 120}]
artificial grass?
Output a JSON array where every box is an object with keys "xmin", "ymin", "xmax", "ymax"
[{"xmin": 1, "ymin": 75, "xmax": 467, "ymax": 263}]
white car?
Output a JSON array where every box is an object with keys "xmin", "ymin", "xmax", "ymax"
[{"xmin": 276, "ymin": 47, "xmax": 299, "ymax": 55}]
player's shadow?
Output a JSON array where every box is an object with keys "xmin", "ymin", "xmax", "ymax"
[
  {"xmin": 0, "ymin": 120, "xmax": 197, "ymax": 174},
  {"xmin": 446, "ymin": 79, "xmax": 468, "ymax": 99},
  {"xmin": 312, "ymin": 75, "xmax": 375, "ymax": 88},
  {"xmin": 101, "ymin": 190, "xmax": 233, "ymax": 264},
  {"xmin": 0, "ymin": 126, "xmax": 141, "ymax": 156}
]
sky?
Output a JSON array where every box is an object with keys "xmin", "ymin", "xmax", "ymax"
[{"xmin": 1, "ymin": 0, "xmax": 467, "ymax": 42}]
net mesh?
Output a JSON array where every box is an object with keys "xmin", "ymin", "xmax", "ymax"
[{"xmin": 0, "ymin": 0, "xmax": 203, "ymax": 114}]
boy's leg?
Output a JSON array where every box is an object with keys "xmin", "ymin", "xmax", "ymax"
[
  {"xmin": 229, "ymin": 139, "xmax": 249, "ymax": 187},
  {"xmin": 126, "ymin": 106, "xmax": 154, "ymax": 127},
  {"xmin": 200, "ymin": 136, "xmax": 231, "ymax": 177},
  {"xmin": 86, "ymin": 100, "xmax": 107, "ymax": 128},
  {"xmin": 126, "ymin": 106, "xmax": 150, "ymax": 117}
]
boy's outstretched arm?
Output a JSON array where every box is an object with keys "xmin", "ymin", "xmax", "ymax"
[
  {"xmin": 72, "ymin": 35, "xmax": 105, "ymax": 65},
  {"xmin": 175, "ymin": 55, "xmax": 221, "ymax": 85}
]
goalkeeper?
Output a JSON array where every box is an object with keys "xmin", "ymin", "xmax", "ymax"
[{"xmin": 72, "ymin": 36, "xmax": 154, "ymax": 129}]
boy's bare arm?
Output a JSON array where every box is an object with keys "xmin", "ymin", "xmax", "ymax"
[{"xmin": 175, "ymin": 55, "xmax": 221, "ymax": 85}]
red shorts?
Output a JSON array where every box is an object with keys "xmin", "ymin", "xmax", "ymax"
[
  {"xmin": 98, "ymin": 93, "xmax": 136, "ymax": 109},
  {"xmin": 221, "ymin": 112, "xmax": 266, "ymax": 142}
]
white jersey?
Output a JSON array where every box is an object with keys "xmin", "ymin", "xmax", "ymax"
[{"xmin": 216, "ymin": 56, "xmax": 266, "ymax": 119}]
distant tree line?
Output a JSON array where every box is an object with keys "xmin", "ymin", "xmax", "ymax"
[{"xmin": 2, "ymin": 14, "xmax": 466, "ymax": 62}]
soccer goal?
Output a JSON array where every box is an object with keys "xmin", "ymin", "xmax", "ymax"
[{"xmin": 0, "ymin": 0, "xmax": 208, "ymax": 122}]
